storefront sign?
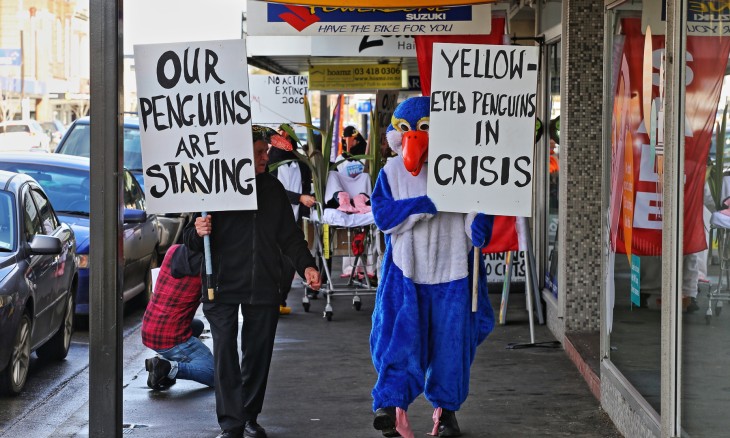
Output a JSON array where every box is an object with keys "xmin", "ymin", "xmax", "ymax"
[
  {"xmin": 311, "ymin": 35, "xmax": 415, "ymax": 57},
  {"xmin": 251, "ymin": 0, "xmax": 499, "ymax": 6},
  {"xmin": 308, "ymin": 64, "xmax": 402, "ymax": 90},
  {"xmin": 247, "ymin": 1, "xmax": 492, "ymax": 36},
  {"xmin": 134, "ymin": 39, "xmax": 256, "ymax": 214},
  {"xmin": 250, "ymin": 75, "xmax": 308, "ymax": 124},
  {"xmin": 643, "ymin": 0, "xmax": 730, "ymax": 36},
  {"xmin": 0, "ymin": 48, "xmax": 21, "ymax": 66},
  {"xmin": 610, "ymin": 18, "xmax": 730, "ymax": 255},
  {"xmin": 427, "ymin": 43, "xmax": 539, "ymax": 217}
]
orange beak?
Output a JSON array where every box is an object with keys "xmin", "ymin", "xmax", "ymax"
[{"xmin": 401, "ymin": 131, "xmax": 429, "ymax": 176}]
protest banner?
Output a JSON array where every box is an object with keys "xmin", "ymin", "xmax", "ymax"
[
  {"xmin": 250, "ymin": 75, "xmax": 308, "ymax": 124},
  {"xmin": 427, "ymin": 43, "xmax": 539, "ymax": 217},
  {"xmin": 133, "ymin": 39, "xmax": 256, "ymax": 214}
]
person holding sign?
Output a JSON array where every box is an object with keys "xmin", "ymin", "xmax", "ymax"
[
  {"xmin": 184, "ymin": 125, "xmax": 321, "ymax": 438},
  {"xmin": 369, "ymin": 97, "xmax": 495, "ymax": 438}
]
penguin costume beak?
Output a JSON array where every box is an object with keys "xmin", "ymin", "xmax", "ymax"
[{"xmin": 401, "ymin": 130, "xmax": 429, "ymax": 176}]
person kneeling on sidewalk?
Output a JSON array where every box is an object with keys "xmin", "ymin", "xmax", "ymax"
[{"xmin": 142, "ymin": 244, "xmax": 214, "ymax": 390}]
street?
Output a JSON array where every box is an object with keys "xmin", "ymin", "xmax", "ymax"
[
  {"xmin": 0, "ymin": 287, "xmax": 621, "ymax": 438},
  {"xmin": 0, "ymin": 307, "xmax": 145, "ymax": 434}
]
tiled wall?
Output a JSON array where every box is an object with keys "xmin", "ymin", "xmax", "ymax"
[{"xmin": 558, "ymin": 0, "xmax": 604, "ymax": 332}]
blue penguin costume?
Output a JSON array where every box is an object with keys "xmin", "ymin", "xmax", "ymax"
[{"xmin": 370, "ymin": 96, "xmax": 495, "ymax": 437}]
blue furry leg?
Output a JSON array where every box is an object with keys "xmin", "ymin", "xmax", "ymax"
[
  {"xmin": 370, "ymin": 250, "xmax": 494, "ymax": 412},
  {"xmin": 370, "ymin": 255, "xmax": 423, "ymax": 411}
]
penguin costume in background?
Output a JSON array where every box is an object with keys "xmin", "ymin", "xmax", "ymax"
[{"xmin": 370, "ymin": 96, "xmax": 495, "ymax": 438}]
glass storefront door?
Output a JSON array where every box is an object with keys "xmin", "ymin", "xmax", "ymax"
[
  {"xmin": 679, "ymin": 1, "xmax": 730, "ymax": 435},
  {"xmin": 607, "ymin": 0, "xmax": 664, "ymax": 414},
  {"xmin": 544, "ymin": 40, "xmax": 560, "ymax": 298}
]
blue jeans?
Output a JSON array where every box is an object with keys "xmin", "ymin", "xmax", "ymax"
[{"xmin": 157, "ymin": 336, "xmax": 214, "ymax": 387}]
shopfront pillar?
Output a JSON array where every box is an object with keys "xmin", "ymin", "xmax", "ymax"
[{"xmin": 558, "ymin": 0, "xmax": 604, "ymax": 334}]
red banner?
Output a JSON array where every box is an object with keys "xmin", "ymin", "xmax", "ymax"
[
  {"xmin": 414, "ymin": 17, "xmax": 505, "ymax": 96},
  {"xmin": 611, "ymin": 18, "xmax": 730, "ymax": 256}
]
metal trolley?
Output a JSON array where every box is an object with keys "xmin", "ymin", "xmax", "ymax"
[
  {"xmin": 706, "ymin": 209, "xmax": 730, "ymax": 323},
  {"xmin": 304, "ymin": 206, "xmax": 379, "ymax": 321}
]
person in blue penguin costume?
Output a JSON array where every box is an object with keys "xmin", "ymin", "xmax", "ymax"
[{"xmin": 370, "ymin": 96, "xmax": 495, "ymax": 438}]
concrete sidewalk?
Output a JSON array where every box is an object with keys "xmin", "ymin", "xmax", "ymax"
[{"xmin": 5, "ymin": 286, "xmax": 622, "ymax": 437}]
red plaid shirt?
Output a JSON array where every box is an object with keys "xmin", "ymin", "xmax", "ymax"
[{"xmin": 142, "ymin": 245, "xmax": 202, "ymax": 350}]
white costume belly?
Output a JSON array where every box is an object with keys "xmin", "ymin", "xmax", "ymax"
[{"xmin": 384, "ymin": 158, "xmax": 471, "ymax": 285}]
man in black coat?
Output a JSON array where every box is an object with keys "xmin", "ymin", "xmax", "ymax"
[{"xmin": 183, "ymin": 125, "xmax": 321, "ymax": 438}]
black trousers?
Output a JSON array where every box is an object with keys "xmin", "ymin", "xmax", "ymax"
[{"xmin": 203, "ymin": 302, "xmax": 279, "ymax": 431}]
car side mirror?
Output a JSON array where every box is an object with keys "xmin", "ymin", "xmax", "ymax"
[
  {"xmin": 123, "ymin": 208, "xmax": 147, "ymax": 224},
  {"xmin": 29, "ymin": 234, "xmax": 63, "ymax": 255}
]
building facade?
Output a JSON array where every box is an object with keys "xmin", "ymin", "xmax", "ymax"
[{"xmin": 0, "ymin": 0, "xmax": 89, "ymax": 124}]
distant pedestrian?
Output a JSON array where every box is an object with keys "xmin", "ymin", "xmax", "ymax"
[
  {"xmin": 184, "ymin": 125, "xmax": 321, "ymax": 438},
  {"xmin": 142, "ymin": 244, "xmax": 214, "ymax": 390}
]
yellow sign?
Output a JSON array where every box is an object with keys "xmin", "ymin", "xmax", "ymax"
[
  {"xmin": 256, "ymin": 1, "xmax": 497, "ymax": 6},
  {"xmin": 309, "ymin": 64, "xmax": 402, "ymax": 90}
]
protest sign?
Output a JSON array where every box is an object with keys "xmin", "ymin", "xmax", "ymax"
[
  {"xmin": 375, "ymin": 90, "xmax": 399, "ymax": 151},
  {"xmin": 427, "ymin": 43, "xmax": 539, "ymax": 217},
  {"xmin": 250, "ymin": 75, "xmax": 308, "ymax": 124},
  {"xmin": 133, "ymin": 39, "xmax": 256, "ymax": 214}
]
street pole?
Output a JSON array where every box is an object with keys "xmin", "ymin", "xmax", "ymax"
[
  {"xmin": 19, "ymin": 30, "xmax": 24, "ymax": 117},
  {"xmin": 89, "ymin": 0, "xmax": 123, "ymax": 436}
]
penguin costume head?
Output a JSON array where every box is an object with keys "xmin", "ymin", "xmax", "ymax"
[{"xmin": 386, "ymin": 96, "xmax": 431, "ymax": 176}]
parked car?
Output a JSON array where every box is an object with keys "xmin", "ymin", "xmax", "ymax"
[
  {"xmin": 0, "ymin": 170, "xmax": 77, "ymax": 395},
  {"xmin": 0, "ymin": 120, "xmax": 52, "ymax": 153},
  {"xmin": 55, "ymin": 116, "xmax": 189, "ymax": 258},
  {"xmin": 40, "ymin": 120, "xmax": 67, "ymax": 151},
  {"xmin": 0, "ymin": 154, "xmax": 159, "ymax": 316}
]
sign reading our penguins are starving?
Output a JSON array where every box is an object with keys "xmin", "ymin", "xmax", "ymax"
[
  {"xmin": 427, "ymin": 43, "xmax": 539, "ymax": 217},
  {"xmin": 133, "ymin": 39, "xmax": 257, "ymax": 214}
]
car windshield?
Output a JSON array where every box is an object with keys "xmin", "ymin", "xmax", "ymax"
[
  {"xmin": 0, "ymin": 191, "xmax": 16, "ymax": 251},
  {"xmin": 0, "ymin": 164, "xmax": 89, "ymax": 215},
  {"xmin": 59, "ymin": 123, "xmax": 142, "ymax": 171},
  {"xmin": 0, "ymin": 125, "xmax": 30, "ymax": 134}
]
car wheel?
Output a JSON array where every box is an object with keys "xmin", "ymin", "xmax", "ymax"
[
  {"xmin": 0, "ymin": 313, "xmax": 32, "ymax": 396},
  {"xmin": 37, "ymin": 290, "xmax": 75, "ymax": 361}
]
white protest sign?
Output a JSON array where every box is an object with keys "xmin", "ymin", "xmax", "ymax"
[
  {"xmin": 250, "ymin": 75, "xmax": 308, "ymax": 124},
  {"xmin": 485, "ymin": 251, "xmax": 526, "ymax": 283},
  {"xmin": 427, "ymin": 43, "xmax": 539, "ymax": 217},
  {"xmin": 134, "ymin": 39, "xmax": 256, "ymax": 214},
  {"xmin": 375, "ymin": 90, "xmax": 399, "ymax": 152}
]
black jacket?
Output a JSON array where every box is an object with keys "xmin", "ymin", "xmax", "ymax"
[{"xmin": 183, "ymin": 172, "xmax": 316, "ymax": 305}]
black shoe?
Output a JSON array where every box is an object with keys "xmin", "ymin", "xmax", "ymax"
[
  {"xmin": 157, "ymin": 376, "xmax": 176, "ymax": 389},
  {"xmin": 382, "ymin": 427, "xmax": 401, "ymax": 437},
  {"xmin": 216, "ymin": 428, "xmax": 244, "ymax": 438},
  {"xmin": 373, "ymin": 407, "xmax": 397, "ymax": 433},
  {"xmin": 438, "ymin": 409, "xmax": 462, "ymax": 437},
  {"xmin": 244, "ymin": 420, "xmax": 267, "ymax": 438},
  {"xmin": 144, "ymin": 357, "xmax": 172, "ymax": 390},
  {"xmin": 686, "ymin": 297, "xmax": 700, "ymax": 313}
]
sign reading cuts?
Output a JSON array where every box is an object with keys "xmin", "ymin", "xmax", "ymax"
[
  {"xmin": 309, "ymin": 64, "xmax": 401, "ymax": 91},
  {"xmin": 427, "ymin": 43, "xmax": 539, "ymax": 217},
  {"xmin": 250, "ymin": 75, "xmax": 308, "ymax": 124},
  {"xmin": 133, "ymin": 39, "xmax": 256, "ymax": 214},
  {"xmin": 247, "ymin": 1, "xmax": 491, "ymax": 36}
]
